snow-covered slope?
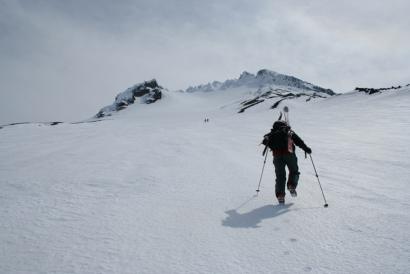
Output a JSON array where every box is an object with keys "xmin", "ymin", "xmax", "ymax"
[
  {"xmin": 185, "ymin": 69, "xmax": 335, "ymax": 114},
  {"xmin": 1, "ymin": 84, "xmax": 409, "ymax": 274}
]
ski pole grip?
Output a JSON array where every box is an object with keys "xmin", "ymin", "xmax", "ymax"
[{"xmin": 262, "ymin": 146, "xmax": 268, "ymax": 156}]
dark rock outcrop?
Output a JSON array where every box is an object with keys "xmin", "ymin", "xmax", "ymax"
[
  {"xmin": 355, "ymin": 85, "xmax": 406, "ymax": 95},
  {"xmin": 238, "ymin": 88, "xmax": 327, "ymax": 113},
  {"xmin": 96, "ymin": 79, "xmax": 163, "ymax": 118}
]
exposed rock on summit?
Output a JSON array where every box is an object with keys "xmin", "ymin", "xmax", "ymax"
[{"xmin": 95, "ymin": 79, "xmax": 163, "ymax": 118}]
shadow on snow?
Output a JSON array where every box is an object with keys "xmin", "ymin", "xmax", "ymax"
[{"xmin": 222, "ymin": 203, "xmax": 293, "ymax": 228}]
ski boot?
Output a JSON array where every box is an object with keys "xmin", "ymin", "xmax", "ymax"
[
  {"xmin": 277, "ymin": 196, "xmax": 285, "ymax": 204},
  {"xmin": 287, "ymin": 184, "xmax": 297, "ymax": 197}
]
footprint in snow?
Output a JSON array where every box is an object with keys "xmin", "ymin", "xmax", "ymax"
[
  {"xmin": 303, "ymin": 266, "xmax": 312, "ymax": 272},
  {"xmin": 289, "ymin": 238, "xmax": 297, "ymax": 242}
]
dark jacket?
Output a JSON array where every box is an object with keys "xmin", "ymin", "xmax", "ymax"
[{"xmin": 263, "ymin": 129, "xmax": 310, "ymax": 156}]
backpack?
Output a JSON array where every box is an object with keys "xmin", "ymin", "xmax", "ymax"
[{"xmin": 262, "ymin": 121, "xmax": 294, "ymax": 153}]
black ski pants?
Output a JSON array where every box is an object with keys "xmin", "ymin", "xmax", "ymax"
[{"xmin": 273, "ymin": 153, "xmax": 300, "ymax": 198}]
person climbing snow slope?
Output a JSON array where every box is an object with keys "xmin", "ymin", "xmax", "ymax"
[{"xmin": 262, "ymin": 120, "xmax": 312, "ymax": 204}]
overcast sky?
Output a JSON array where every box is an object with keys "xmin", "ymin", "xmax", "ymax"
[{"xmin": 1, "ymin": 0, "xmax": 409, "ymax": 124}]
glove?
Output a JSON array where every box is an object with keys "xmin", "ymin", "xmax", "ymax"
[
  {"xmin": 305, "ymin": 147, "xmax": 312, "ymax": 154},
  {"xmin": 262, "ymin": 138, "xmax": 268, "ymax": 146}
]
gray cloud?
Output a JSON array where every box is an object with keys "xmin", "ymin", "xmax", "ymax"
[{"xmin": 1, "ymin": 0, "xmax": 409, "ymax": 124}]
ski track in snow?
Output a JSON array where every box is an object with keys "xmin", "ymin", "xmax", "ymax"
[{"xmin": 1, "ymin": 88, "xmax": 410, "ymax": 273}]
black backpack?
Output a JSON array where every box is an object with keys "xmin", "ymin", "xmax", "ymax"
[{"xmin": 262, "ymin": 120, "xmax": 291, "ymax": 151}]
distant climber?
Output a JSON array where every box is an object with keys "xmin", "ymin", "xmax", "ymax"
[{"xmin": 262, "ymin": 120, "xmax": 311, "ymax": 204}]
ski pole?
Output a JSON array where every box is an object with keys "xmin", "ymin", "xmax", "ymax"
[
  {"xmin": 256, "ymin": 147, "xmax": 269, "ymax": 195},
  {"xmin": 309, "ymin": 154, "xmax": 329, "ymax": 207}
]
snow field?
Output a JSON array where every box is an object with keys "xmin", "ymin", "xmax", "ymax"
[{"xmin": 1, "ymin": 87, "xmax": 409, "ymax": 273}]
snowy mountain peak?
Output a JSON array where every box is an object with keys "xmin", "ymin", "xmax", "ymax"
[
  {"xmin": 95, "ymin": 79, "xmax": 163, "ymax": 118},
  {"xmin": 185, "ymin": 69, "xmax": 335, "ymax": 95}
]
